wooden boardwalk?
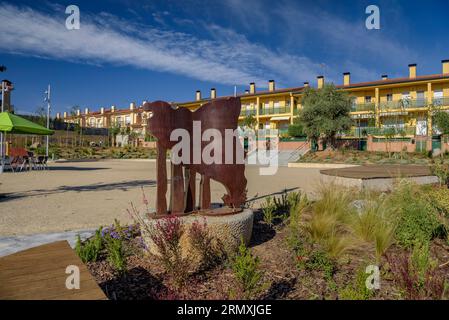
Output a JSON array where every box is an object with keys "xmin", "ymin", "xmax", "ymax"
[{"xmin": 0, "ymin": 241, "xmax": 106, "ymax": 300}]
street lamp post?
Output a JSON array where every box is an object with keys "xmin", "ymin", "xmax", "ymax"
[
  {"xmin": 44, "ymin": 85, "xmax": 51, "ymax": 158},
  {"xmin": 0, "ymin": 66, "xmax": 6, "ymax": 172}
]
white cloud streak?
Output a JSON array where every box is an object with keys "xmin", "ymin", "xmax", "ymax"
[{"xmin": 0, "ymin": 3, "xmax": 321, "ymax": 87}]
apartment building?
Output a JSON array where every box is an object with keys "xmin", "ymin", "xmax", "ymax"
[{"xmin": 61, "ymin": 60, "xmax": 449, "ymax": 146}]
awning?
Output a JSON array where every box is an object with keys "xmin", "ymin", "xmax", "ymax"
[
  {"xmin": 0, "ymin": 112, "xmax": 54, "ymax": 135},
  {"xmin": 270, "ymin": 116, "xmax": 290, "ymax": 121}
]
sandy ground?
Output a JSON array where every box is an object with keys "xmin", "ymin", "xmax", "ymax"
[{"xmin": 0, "ymin": 160, "xmax": 322, "ymax": 236}]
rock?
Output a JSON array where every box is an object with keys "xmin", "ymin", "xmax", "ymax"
[{"xmin": 140, "ymin": 209, "xmax": 254, "ymax": 259}]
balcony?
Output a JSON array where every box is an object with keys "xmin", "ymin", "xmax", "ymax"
[
  {"xmin": 380, "ymin": 99, "xmax": 428, "ymax": 111},
  {"xmin": 259, "ymin": 107, "xmax": 290, "ymax": 115},
  {"xmin": 347, "ymin": 126, "xmax": 416, "ymax": 137},
  {"xmin": 240, "ymin": 109, "xmax": 257, "ymax": 117},
  {"xmin": 351, "ymin": 102, "xmax": 375, "ymax": 112},
  {"xmin": 432, "ymin": 97, "xmax": 449, "ymax": 107}
]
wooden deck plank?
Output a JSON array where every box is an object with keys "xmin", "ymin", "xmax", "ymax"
[{"xmin": 0, "ymin": 241, "xmax": 107, "ymax": 300}]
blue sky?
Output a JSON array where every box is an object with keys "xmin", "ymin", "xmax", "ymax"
[{"xmin": 0, "ymin": 0, "xmax": 448, "ymax": 115}]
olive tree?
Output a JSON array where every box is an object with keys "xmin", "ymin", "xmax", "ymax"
[
  {"xmin": 433, "ymin": 111, "xmax": 449, "ymax": 134},
  {"xmin": 299, "ymin": 84, "xmax": 352, "ymax": 149}
]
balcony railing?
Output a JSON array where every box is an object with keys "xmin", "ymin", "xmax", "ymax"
[
  {"xmin": 346, "ymin": 126, "xmax": 416, "ymax": 137},
  {"xmin": 259, "ymin": 107, "xmax": 290, "ymax": 115},
  {"xmin": 240, "ymin": 109, "xmax": 257, "ymax": 116},
  {"xmin": 351, "ymin": 102, "xmax": 375, "ymax": 112},
  {"xmin": 380, "ymin": 99, "xmax": 428, "ymax": 111},
  {"xmin": 432, "ymin": 97, "xmax": 449, "ymax": 107}
]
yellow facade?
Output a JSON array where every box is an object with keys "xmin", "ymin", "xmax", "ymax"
[{"xmin": 62, "ymin": 60, "xmax": 449, "ymax": 138}]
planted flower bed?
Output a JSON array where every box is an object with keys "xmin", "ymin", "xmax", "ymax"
[{"xmin": 78, "ymin": 183, "xmax": 449, "ymax": 300}]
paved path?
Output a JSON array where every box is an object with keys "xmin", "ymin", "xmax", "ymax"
[
  {"xmin": 0, "ymin": 229, "xmax": 94, "ymax": 257},
  {"xmin": 0, "ymin": 159, "xmax": 322, "ymax": 236}
]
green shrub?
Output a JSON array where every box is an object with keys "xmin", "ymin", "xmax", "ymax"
[
  {"xmin": 105, "ymin": 235, "xmax": 128, "ymax": 274},
  {"xmin": 231, "ymin": 240, "xmax": 264, "ymax": 299},
  {"xmin": 189, "ymin": 218, "xmax": 225, "ymax": 271},
  {"xmin": 305, "ymin": 249, "xmax": 336, "ymax": 280},
  {"xmin": 75, "ymin": 228, "xmax": 103, "ymax": 263},
  {"xmin": 424, "ymin": 187, "xmax": 449, "ymax": 218},
  {"xmin": 390, "ymin": 182, "xmax": 443, "ymax": 247},
  {"xmin": 261, "ymin": 197, "xmax": 279, "ymax": 226},
  {"xmin": 301, "ymin": 185, "xmax": 355, "ymax": 259},
  {"xmin": 149, "ymin": 216, "xmax": 190, "ymax": 288},
  {"xmin": 339, "ymin": 267, "xmax": 374, "ymax": 300},
  {"xmin": 431, "ymin": 161, "xmax": 449, "ymax": 187},
  {"xmin": 350, "ymin": 196, "xmax": 398, "ymax": 261},
  {"xmin": 287, "ymin": 123, "xmax": 305, "ymax": 138}
]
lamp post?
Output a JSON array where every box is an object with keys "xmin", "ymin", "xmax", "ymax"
[
  {"xmin": 44, "ymin": 85, "xmax": 51, "ymax": 158},
  {"xmin": 0, "ymin": 66, "xmax": 7, "ymax": 172}
]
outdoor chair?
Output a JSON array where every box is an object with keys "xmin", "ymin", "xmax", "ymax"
[
  {"xmin": 17, "ymin": 156, "xmax": 31, "ymax": 172},
  {"xmin": 27, "ymin": 151, "xmax": 37, "ymax": 170},
  {"xmin": 35, "ymin": 156, "xmax": 48, "ymax": 170},
  {"xmin": 1, "ymin": 156, "xmax": 15, "ymax": 172}
]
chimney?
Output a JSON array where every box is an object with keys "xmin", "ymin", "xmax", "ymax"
[
  {"xmin": 317, "ymin": 76, "xmax": 324, "ymax": 89},
  {"xmin": 56, "ymin": 112, "xmax": 60, "ymax": 119},
  {"xmin": 408, "ymin": 63, "xmax": 417, "ymax": 78},
  {"xmin": 100, "ymin": 107, "xmax": 104, "ymax": 114},
  {"xmin": 249, "ymin": 82, "xmax": 256, "ymax": 94},
  {"xmin": 130, "ymin": 102, "xmax": 135, "ymax": 110},
  {"xmin": 382, "ymin": 74, "xmax": 388, "ymax": 80},
  {"xmin": 343, "ymin": 72, "xmax": 350, "ymax": 86},
  {"xmin": 210, "ymin": 88, "xmax": 216, "ymax": 99},
  {"xmin": 442, "ymin": 60, "xmax": 449, "ymax": 74},
  {"xmin": 195, "ymin": 90, "xmax": 201, "ymax": 101},
  {"xmin": 63, "ymin": 111, "xmax": 67, "ymax": 118},
  {"xmin": 111, "ymin": 105, "xmax": 115, "ymax": 113},
  {"xmin": 76, "ymin": 109, "xmax": 80, "ymax": 116},
  {"xmin": 268, "ymin": 80, "xmax": 275, "ymax": 92},
  {"xmin": 245, "ymin": 89, "xmax": 249, "ymax": 94},
  {"xmin": 84, "ymin": 107, "xmax": 89, "ymax": 115},
  {"xmin": 304, "ymin": 82, "xmax": 309, "ymax": 88}
]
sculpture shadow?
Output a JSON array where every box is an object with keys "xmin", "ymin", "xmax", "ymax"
[
  {"xmin": 0, "ymin": 179, "xmax": 156, "ymax": 203},
  {"xmin": 262, "ymin": 277, "xmax": 297, "ymax": 300},
  {"xmin": 99, "ymin": 267, "xmax": 166, "ymax": 300},
  {"xmin": 249, "ymin": 210, "xmax": 276, "ymax": 246}
]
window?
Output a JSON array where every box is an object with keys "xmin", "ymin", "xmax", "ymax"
[
  {"xmin": 386, "ymin": 94, "xmax": 393, "ymax": 102},
  {"xmin": 351, "ymin": 97, "xmax": 357, "ymax": 106},
  {"xmin": 434, "ymin": 90, "xmax": 443, "ymax": 106},
  {"xmin": 274, "ymin": 101, "xmax": 280, "ymax": 108},
  {"xmin": 125, "ymin": 116, "xmax": 131, "ymax": 125},
  {"xmin": 365, "ymin": 96, "xmax": 372, "ymax": 103}
]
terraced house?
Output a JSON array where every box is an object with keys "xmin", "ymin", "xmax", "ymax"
[{"xmin": 61, "ymin": 59, "xmax": 449, "ymax": 152}]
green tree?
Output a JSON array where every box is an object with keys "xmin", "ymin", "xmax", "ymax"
[
  {"xmin": 35, "ymin": 106, "xmax": 47, "ymax": 127},
  {"xmin": 288, "ymin": 117, "xmax": 305, "ymax": 137},
  {"xmin": 299, "ymin": 84, "xmax": 352, "ymax": 149},
  {"xmin": 433, "ymin": 111, "xmax": 449, "ymax": 134},
  {"xmin": 242, "ymin": 114, "xmax": 257, "ymax": 129},
  {"xmin": 70, "ymin": 106, "xmax": 82, "ymax": 147}
]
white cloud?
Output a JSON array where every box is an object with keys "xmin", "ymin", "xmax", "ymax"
[{"xmin": 0, "ymin": 3, "xmax": 322, "ymax": 87}]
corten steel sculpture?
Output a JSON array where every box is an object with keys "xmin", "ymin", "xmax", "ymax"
[{"xmin": 143, "ymin": 97, "xmax": 247, "ymax": 216}]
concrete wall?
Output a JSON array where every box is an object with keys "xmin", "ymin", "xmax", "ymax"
[
  {"xmin": 367, "ymin": 135, "xmax": 418, "ymax": 152},
  {"xmin": 278, "ymin": 140, "xmax": 309, "ymax": 150}
]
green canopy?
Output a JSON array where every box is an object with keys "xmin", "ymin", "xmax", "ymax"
[{"xmin": 0, "ymin": 112, "xmax": 54, "ymax": 135}]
